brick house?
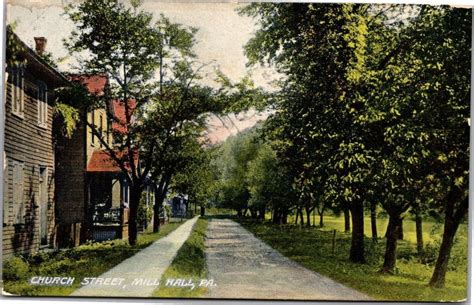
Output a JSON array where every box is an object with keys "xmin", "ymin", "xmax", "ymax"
[{"xmin": 2, "ymin": 29, "xmax": 69, "ymax": 256}]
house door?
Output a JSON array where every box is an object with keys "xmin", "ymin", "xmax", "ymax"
[{"xmin": 39, "ymin": 166, "xmax": 48, "ymax": 245}]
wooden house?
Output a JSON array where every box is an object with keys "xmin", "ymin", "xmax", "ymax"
[{"xmin": 2, "ymin": 30, "xmax": 69, "ymax": 256}]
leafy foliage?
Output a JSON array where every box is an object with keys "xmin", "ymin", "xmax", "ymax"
[{"xmin": 240, "ymin": 2, "xmax": 470, "ymax": 283}]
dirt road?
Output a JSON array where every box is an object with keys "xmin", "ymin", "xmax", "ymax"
[{"xmin": 204, "ymin": 218, "xmax": 371, "ymax": 300}]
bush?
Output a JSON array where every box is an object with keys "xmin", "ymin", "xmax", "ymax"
[
  {"xmin": 364, "ymin": 239, "xmax": 384, "ymax": 265},
  {"xmin": 3, "ymin": 256, "xmax": 30, "ymax": 281},
  {"xmin": 421, "ymin": 237, "xmax": 467, "ymax": 271},
  {"xmin": 164, "ymin": 204, "xmax": 171, "ymax": 219},
  {"xmin": 397, "ymin": 243, "xmax": 416, "ymax": 261},
  {"xmin": 448, "ymin": 235, "xmax": 468, "ymax": 272},
  {"xmin": 421, "ymin": 241, "xmax": 438, "ymax": 265},
  {"xmin": 137, "ymin": 193, "xmax": 153, "ymax": 226}
]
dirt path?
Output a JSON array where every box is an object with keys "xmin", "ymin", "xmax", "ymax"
[
  {"xmin": 71, "ymin": 216, "xmax": 199, "ymax": 297},
  {"xmin": 204, "ymin": 218, "xmax": 371, "ymax": 300}
]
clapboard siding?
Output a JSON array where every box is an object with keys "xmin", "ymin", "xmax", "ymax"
[{"xmin": 3, "ymin": 73, "xmax": 58, "ymax": 257}]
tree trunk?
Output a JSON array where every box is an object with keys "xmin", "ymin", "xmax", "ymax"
[
  {"xmin": 319, "ymin": 212, "xmax": 324, "ymax": 228},
  {"xmin": 305, "ymin": 207, "xmax": 311, "ymax": 227},
  {"xmin": 429, "ymin": 218, "xmax": 458, "ymax": 287},
  {"xmin": 273, "ymin": 209, "xmax": 279, "ymax": 224},
  {"xmin": 153, "ymin": 186, "xmax": 161, "ymax": 233},
  {"xmin": 282, "ymin": 210, "xmax": 288, "ymax": 224},
  {"xmin": 299, "ymin": 208, "xmax": 304, "ymax": 226},
  {"xmin": 349, "ymin": 202, "xmax": 365, "ymax": 263},
  {"xmin": 429, "ymin": 195, "xmax": 467, "ymax": 288},
  {"xmin": 415, "ymin": 208, "xmax": 424, "ymax": 256},
  {"xmin": 370, "ymin": 201, "xmax": 377, "ymax": 241},
  {"xmin": 381, "ymin": 213, "xmax": 401, "ymax": 273},
  {"xmin": 344, "ymin": 208, "xmax": 351, "ymax": 232},
  {"xmin": 397, "ymin": 218, "xmax": 404, "ymax": 240},
  {"xmin": 128, "ymin": 186, "xmax": 142, "ymax": 246},
  {"xmin": 153, "ymin": 175, "xmax": 170, "ymax": 233}
]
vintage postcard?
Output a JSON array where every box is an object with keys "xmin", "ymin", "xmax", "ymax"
[{"xmin": 1, "ymin": 0, "xmax": 471, "ymax": 302}]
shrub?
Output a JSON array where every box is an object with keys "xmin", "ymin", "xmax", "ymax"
[
  {"xmin": 364, "ymin": 239, "xmax": 384, "ymax": 265},
  {"xmin": 420, "ymin": 236, "xmax": 467, "ymax": 272},
  {"xmin": 164, "ymin": 204, "xmax": 171, "ymax": 220},
  {"xmin": 137, "ymin": 193, "xmax": 153, "ymax": 226},
  {"xmin": 397, "ymin": 243, "xmax": 416, "ymax": 261},
  {"xmin": 3, "ymin": 256, "xmax": 30, "ymax": 281}
]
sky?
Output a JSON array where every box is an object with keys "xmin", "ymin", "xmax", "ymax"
[{"xmin": 6, "ymin": 0, "xmax": 275, "ymax": 143}]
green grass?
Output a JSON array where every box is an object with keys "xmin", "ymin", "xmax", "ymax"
[
  {"xmin": 238, "ymin": 218, "xmax": 467, "ymax": 302},
  {"xmin": 3, "ymin": 221, "xmax": 184, "ymax": 296},
  {"xmin": 152, "ymin": 218, "xmax": 208, "ymax": 298},
  {"xmin": 205, "ymin": 207, "xmax": 235, "ymax": 216},
  {"xmin": 320, "ymin": 214, "xmax": 449, "ymax": 244}
]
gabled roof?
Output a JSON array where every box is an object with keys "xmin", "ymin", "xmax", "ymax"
[
  {"xmin": 111, "ymin": 99, "xmax": 137, "ymax": 134},
  {"xmin": 86, "ymin": 149, "xmax": 138, "ymax": 173},
  {"xmin": 6, "ymin": 26, "xmax": 69, "ymax": 86},
  {"xmin": 69, "ymin": 74, "xmax": 108, "ymax": 96}
]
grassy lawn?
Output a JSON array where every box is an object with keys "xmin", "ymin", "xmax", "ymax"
[
  {"xmin": 320, "ymin": 214, "xmax": 447, "ymax": 244},
  {"xmin": 3, "ymin": 221, "xmax": 184, "ymax": 296},
  {"xmin": 152, "ymin": 217, "xmax": 208, "ymax": 298},
  {"xmin": 238, "ymin": 218, "xmax": 467, "ymax": 302}
]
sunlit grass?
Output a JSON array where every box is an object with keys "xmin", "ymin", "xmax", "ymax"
[
  {"xmin": 3, "ymin": 221, "xmax": 184, "ymax": 296},
  {"xmin": 152, "ymin": 218, "xmax": 208, "ymax": 298},
  {"xmin": 238, "ymin": 218, "xmax": 467, "ymax": 302}
]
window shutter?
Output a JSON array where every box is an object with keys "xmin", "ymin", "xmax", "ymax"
[
  {"xmin": 19, "ymin": 67, "xmax": 24, "ymax": 113},
  {"xmin": 37, "ymin": 87, "xmax": 41, "ymax": 125},
  {"xmin": 11, "ymin": 70, "xmax": 17, "ymax": 113},
  {"xmin": 12, "ymin": 162, "xmax": 19, "ymax": 223},
  {"xmin": 19, "ymin": 163, "xmax": 25, "ymax": 224},
  {"xmin": 12, "ymin": 161, "xmax": 25, "ymax": 224},
  {"xmin": 15, "ymin": 69, "xmax": 20, "ymax": 113},
  {"xmin": 3, "ymin": 159, "xmax": 11, "ymax": 225},
  {"xmin": 44, "ymin": 88, "xmax": 48, "ymax": 125}
]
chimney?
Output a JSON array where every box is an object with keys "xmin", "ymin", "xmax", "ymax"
[{"xmin": 34, "ymin": 37, "xmax": 47, "ymax": 55}]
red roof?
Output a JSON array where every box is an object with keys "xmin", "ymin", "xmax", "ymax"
[
  {"xmin": 112, "ymin": 99, "xmax": 137, "ymax": 134},
  {"xmin": 87, "ymin": 149, "xmax": 138, "ymax": 173},
  {"xmin": 70, "ymin": 74, "xmax": 108, "ymax": 96}
]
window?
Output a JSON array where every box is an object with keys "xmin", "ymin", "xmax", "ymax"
[
  {"xmin": 10, "ymin": 65, "xmax": 25, "ymax": 117},
  {"xmin": 12, "ymin": 160, "xmax": 25, "ymax": 224},
  {"xmin": 99, "ymin": 114, "xmax": 104, "ymax": 147},
  {"xmin": 90, "ymin": 110, "xmax": 95, "ymax": 145},
  {"xmin": 106, "ymin": 117, "xmax": 111, "ymax": 145},
  {"xmin": 122, "ymin": 181, "xmax": 129, "ymax": 207},
  {"xmin": 37, "ymin": 82, "xmax": 48, "ymax": 127}
]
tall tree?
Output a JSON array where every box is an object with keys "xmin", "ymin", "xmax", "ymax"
[
  {"xmin": 247, "ymin": 144, "xmax": 297, "ymax": 221},
  {"xmin": 64, "ymin": 0, "xmax": 230, "ymax": 245},
  {"xmin": 242, "ymin": 3, "xmax": 374, "ymax": 263},
  {"xmin": 214, "ymin": 128, "xmax": 262, "ymax": 216},
  {"xmin": 358, "ymin": 5, "xmax": 470, "ymax": 276}
]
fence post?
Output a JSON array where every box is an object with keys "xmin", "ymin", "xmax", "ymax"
[{"xmin": 332, "ymin": 229, "xmax": 336, "ymax": 254}]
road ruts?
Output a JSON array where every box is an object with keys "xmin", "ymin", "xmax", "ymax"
[{"xmin": 204, "ymin": 218, "xmax": 372, "ymax": 301}]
